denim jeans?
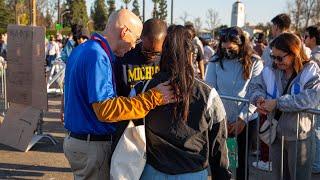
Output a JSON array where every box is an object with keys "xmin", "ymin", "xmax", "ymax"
[
  {"xmin": 312, "ymin": 114, "xmax": 320, "ymax": 173},
  {"xmin": 140, "ymin": 164, "xmax": 208, "ymax": 180}
]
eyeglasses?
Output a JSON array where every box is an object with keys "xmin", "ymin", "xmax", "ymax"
[
  {"xmin": 123, "ymin": 25, "xmax": 142, "ymax": 44},
  {"xmin": 141, "ymin": 50, "xmax": 161, "ymax": 57},
  {"xmin": 270, "ymin": 53, "xmax": 289, "ymax": 62},
  {"xmin": 304, "ymin": 34, "xmax": 310, "ymax": 40},
  {"xmin": 219, "ymin": 27, "xmax": 242, "ymax": 45}
]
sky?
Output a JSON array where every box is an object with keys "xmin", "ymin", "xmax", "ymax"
[{"xmin": 86, "ymin": 0, "xmax": 289, "ymax": 28}]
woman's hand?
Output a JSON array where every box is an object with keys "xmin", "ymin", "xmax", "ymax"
[
  {"xmin": 229, "ymin": 118, "xmax": 246, "ymax": 136},
  {"xmin": 256, "ymin": 97, "xmax": 268, "ymax": 115},
  {"xmin": 263, "ymin": 99, "xmax": 277, "ymax": 112}
]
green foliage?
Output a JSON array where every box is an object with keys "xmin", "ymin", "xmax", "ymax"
[
  {"xmin": 158, "ymin": 0, "xmax": 167, "ymax": 21},
  {"xmin": 70, "ymin": 0, "xmax": 89, "ymax": 26},
  {"xmin": 46, "ymin": 27, "xmax": 71, "ymax": 37},
  {"xmin": 107, "ymin": 0, "xmax": 116, "ymax": 17},
  {"xmin": 132, "ymin": 0, "xmax": 140, "ymax": 18},
  {"xmin": 62, "ymin": 0, "xmax": 72, "ymax": 27},
  {"xmin": 152, "ymin": 0, "xmax": 160, "ymax": 18},
  {"xmin": 0, "ymin": 28, "xmax": 6, "ymax": 34},
  {"xmin": 122, "ymin": 0, "xmax": 132, "ymax": 9},
  {"xmin": 0, "ymin": 0, "xmax": 15, "ymax": 29},
  {"xmin": 91, "ymin": 0, "xmax": 108, "ymax": 31}
]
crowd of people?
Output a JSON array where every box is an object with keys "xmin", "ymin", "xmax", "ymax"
[
  {"xmin": 1, "ymin": 8, "xmax": 319, "ymax": 180},
  {"xmin": 0, "ymin": 33, "xmax": 7, "ymax": 60},
  {"xmin": 59, "ymin": 9, "xmax": 320, "ymax": 180},
  {"xmin": 43, "ymin": 24, "xmax": 90, "ymax": 69}
]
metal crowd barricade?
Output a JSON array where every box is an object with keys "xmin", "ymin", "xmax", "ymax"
[
  {"xmin": 219, "ymin": 95, "xmax": 320, "ymax": 180},
  {"xmin": 47, "ymin": 57, "xmax": 65, "ymax": 94},
  {"xmin": 0, "ymin": 57, "xmax": 8, "ymax": 115},
  {"xmin": 220, "ymin": 95, "xmax": 251, "ymax": 180}
]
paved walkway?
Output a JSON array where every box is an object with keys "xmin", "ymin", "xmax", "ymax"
[{"xmin": 0, "ymin": 95, "xmax": 319, "ymax": 179}]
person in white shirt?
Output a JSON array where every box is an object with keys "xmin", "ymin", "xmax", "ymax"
[
  {"xmin": 261, "ymin": 14, "xmax": 291, "ymax": 67},
  {"xmin": 200, "ymin": 37, "xmax": 215, "ymax": 65},
  {"xmin": 46, "ymin": 36, "xmax": 60, "ymax": 67}
]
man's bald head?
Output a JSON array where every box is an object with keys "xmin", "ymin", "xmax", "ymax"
[
  {"xmin": 106, "ymin": 9, "xmax": 142, "ymax": 34},
  {"xmin": 103, "ymin": 9, "xmax": 143, "ymax": 57}
]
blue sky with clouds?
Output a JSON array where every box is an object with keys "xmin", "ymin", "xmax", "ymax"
[{"xmin": 86, "ymin": 0, "xmax": 288, "ymax": 28}]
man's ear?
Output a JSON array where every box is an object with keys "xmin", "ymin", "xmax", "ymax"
[
  {"xmin": 275, "ymin": 25, "xmax": 281, "ymax": 33},
  {"xmin": 120, "ymin": 27, "xmax": 128, "ymax": 39},
  {"xmin": 311, "ymin": 36, "xmax": 317, "ymax": 44}
]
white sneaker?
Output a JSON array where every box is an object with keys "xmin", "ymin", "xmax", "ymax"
[
  {"xmin": 252, "ymin": 161, "xmax": 272, "ymax": 172},
  {"xmin": 251, "ymin": 150, "xmax": 260, "ymax": 156}
]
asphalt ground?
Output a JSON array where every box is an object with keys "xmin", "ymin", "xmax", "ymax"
[{"xmin": 0, "ymin": 94, "xmax": 319, "ymax": 180}]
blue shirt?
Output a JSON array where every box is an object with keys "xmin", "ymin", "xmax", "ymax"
[
  {"xmin": 60, "ymin": 39, "xmax": 75, "ymax": 63},
  {"xmin": 64, "ymin": 33, "xmax": 116, "ymax": 135}
]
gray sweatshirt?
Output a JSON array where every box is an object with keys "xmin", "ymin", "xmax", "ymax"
[
  {"xmin": 250, "ymin": 61, "xmax": 320, "ymax": 140},
  {"xmin": 205, "ymin": 55, "xmax": 263, "ymax": 123},
  {"xmin": 311, "ymin": 45, "xmax": 320, "ymax": 67}
]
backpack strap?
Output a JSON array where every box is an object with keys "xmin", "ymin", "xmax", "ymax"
[{"xmin": 141, "ymin": 80, "xmax": 152, "ymax": 125}]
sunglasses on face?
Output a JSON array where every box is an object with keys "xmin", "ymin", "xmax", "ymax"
[{"xmin": 270, "ymin": 53, "xmax": 289, "ymax": 62}]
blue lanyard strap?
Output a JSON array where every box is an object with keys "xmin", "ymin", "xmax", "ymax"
[{"xmin": 91, "ymin": 35, "xmax": 117, "ymax": 93}]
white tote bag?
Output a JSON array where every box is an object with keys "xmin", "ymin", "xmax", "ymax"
[
  {"xmin": 259, "ymin": 117, "xmax": 278, "ymax": 145},
  {"xmin": 110, "ymin": 80, "xmax": 151, "ymax": 180}
]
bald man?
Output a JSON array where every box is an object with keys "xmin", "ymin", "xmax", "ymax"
[{"xmin": 63, "ymin": 9, "xmax": 174, "ymax": 180}]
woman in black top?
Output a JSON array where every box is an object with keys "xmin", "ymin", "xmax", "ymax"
[{"xmin": 134, "ymin": 25, "xmax": 231, "ymax": 180}]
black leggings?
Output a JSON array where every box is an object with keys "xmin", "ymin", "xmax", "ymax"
[{"xmin": 233, "ymin": 120, "xmax": 256, "ymax": 180}]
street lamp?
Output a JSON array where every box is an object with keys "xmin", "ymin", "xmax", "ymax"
[{"xmin": 60, "ymin": 10, "xmax": 71, "ymax": 27}]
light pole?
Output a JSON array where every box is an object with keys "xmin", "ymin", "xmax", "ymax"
[
  {"xmin": 57, "ymin": 0, "xmax": 60, "ymax": 25},
  {"xmin": 60, "ymin": 10, "xmax": 70, "ymax": 27},
  {"xmin": 143, "ymin": 0, "xmax": 145, "ymax": 22},
  {"xmin": 171, "ymin": 0, "xmax": 173, "ymax": 24},
  {"xmin": 30, "ymin": 0, "xmax": 36, "ymax": 25}
]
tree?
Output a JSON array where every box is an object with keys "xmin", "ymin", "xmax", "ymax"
[
  {"xmin": 36, "ymin": 0, "xmax": 56, "ymax": 27},
  {"xmin": 179, "ymin": 11, "xmax": 189, "ymax": 24},
  {"xmin": 62, "ymin": 0, "xmax": 72, "ymax": 27},
  {"xmin": 287, "ymin": 0, "xmax": 320, "ymax": 31},
  {"xmin": 287, "ymin": 0, "xmax": 303, "ymax": 31},
  {"xmin": 122, "ymin": 0, "xmax": 132, "ymax": 9},
  {"xmin": 0, "ymin": 0, "xmax": 15, "ymax": 29},
  {"xmin": 255, "ymin": 22, "xmax": 272, "ymax": 35},
  {"xmin": 193, "ymin": 17, "xmax": 202, "ymax": 33},
  {"xmin": 311, "ymin": 0, "xmax": 320, "ymax": 25},
  {"xmin": 91, "ymin": 0, "xmax": 108, "ymax": 31},
  {"xmin": 152, "ymin": 0, "xmax": 160, "ymax": 18},
  {"xmin": 206, "ymin": 8, "xmax": 220, "ymax": 32},
  {"xmin": 6, "ymin": 0, "xmax": 30, "ymax": 25},
  {"xmin": 70, "ymin": 0, "xmax": 89, "ymax": 26},
  {"xmin": 302, "ymin": 0, "xmax": 316, "ymax": 28},
  {"xmin": 44, "ymin": 9, "xmax": 53, "ymax": 28},
  {"xmin": 107, "ymin": 0, "xmax": 116, "ymax": 17},
  {"xmin": 132, "ymin": 0, "xmax": 141, "ymax": 18},
  {"xmin": 158, "ymin": 0, "xmax": 167, "ymax": 21}
]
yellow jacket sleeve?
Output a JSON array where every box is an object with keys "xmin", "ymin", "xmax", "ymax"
[{"xmin": 92, "ymin": 89, "xmax": 164, "ymax": 122}]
